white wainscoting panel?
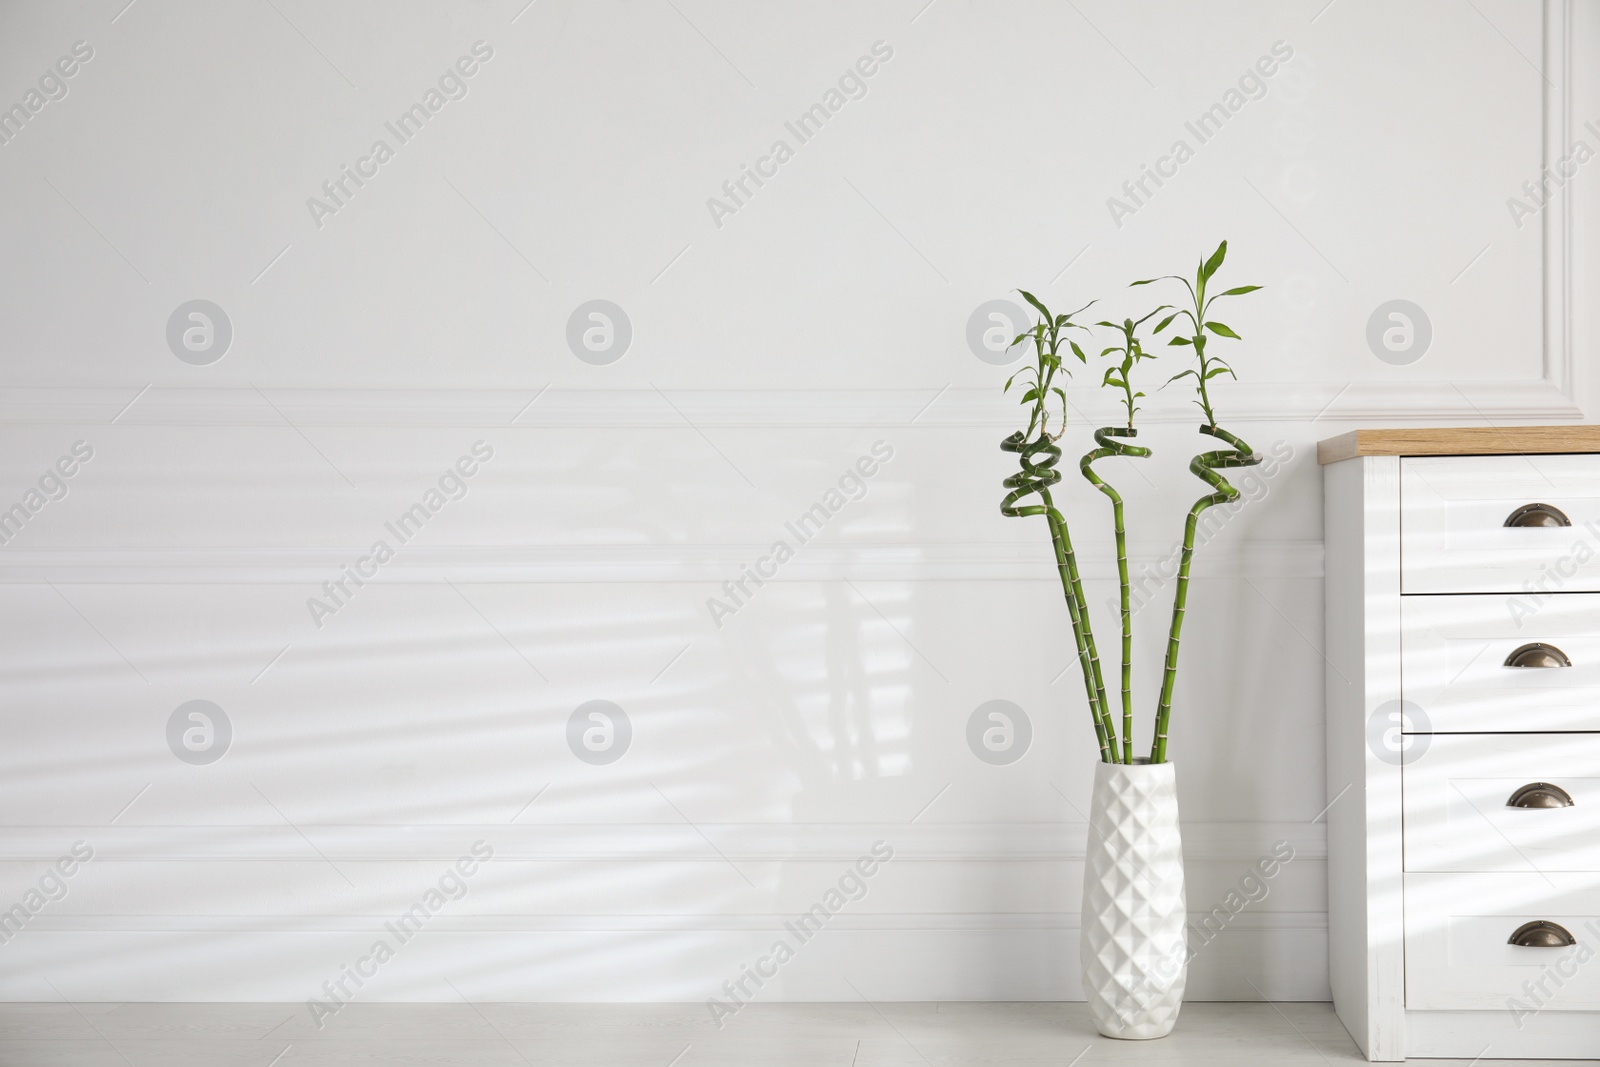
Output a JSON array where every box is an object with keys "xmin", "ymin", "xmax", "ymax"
[{"xmin": 0, "ymin": 0, "xmax": 1588, "ymax": 1003}]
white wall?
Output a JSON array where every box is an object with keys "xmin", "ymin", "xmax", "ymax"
[{"xmin": 0, "ymin": 0, "xmax": 1589, "ymax": 1006}]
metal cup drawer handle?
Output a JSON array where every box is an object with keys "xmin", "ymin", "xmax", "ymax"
[
  {"xmin": 1504, "ymin": 642, "xmax": 1571, "ymax": 668},
  {"xmin": 1505, "ymin": 503, "xmax": 1572, "ymax": 527},
  {"xmin": 1507, "ymin": 782, "xmax": 1575, "ymax": 808},
  {"xmin": 1509, "ymin": 920, "xmax": 1578, "ymax": 947}
]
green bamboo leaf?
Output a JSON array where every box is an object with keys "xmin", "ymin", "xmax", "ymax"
[
  {"xmin": 1069, "ymin": 341, "xmax": 1087, "ymax": 362},
  {"xmin": 1205, "ymin": 321, "xmax": 1241, "ymax": 339},
  {"xmin": 1168, "ymin": 336, "xmax": 1193, "ymax": 346},
  {"xmin": 1019, "ymin": 290, "xmax": 1052, "ymax": 322},
  {"xmin": 1203, "ymin": 365, "xmax": 1238, "ymax": 380},
  {"xmin": 1020, "ymin": 388, "xmax": 1040, "ymax": 401},
  {"xmin": 1163, "ymin": 369, "xmax": 1197, "ymax": 386},
  {"xmin": 1201, "ymin": 240, "xmax": 1227, "ymax": 280},
  {"xmin": 1154, "ymin": 313, "xmax": 1178, "ymax": 333},
  {"xmin": 1214, "ymin": 285, "xmax": 1262, "ymax": 297}
]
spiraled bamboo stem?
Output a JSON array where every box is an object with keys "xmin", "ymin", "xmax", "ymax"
[
  {"xmin": 1080, "ymin": 426, "xmax": 1151, "ymax": 765},
  {"xmin": 1002, "ymin": 431, "xmax": 1118, "ymax": 762},
  {"xmin": 1150, "ymin": 424, "xmax": 1260, "ymax": 763}
]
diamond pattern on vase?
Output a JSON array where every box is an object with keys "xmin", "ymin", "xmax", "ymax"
[{"xmin": 1079, "ymin": 760, "xmax": 1187, "ymax": 1039}]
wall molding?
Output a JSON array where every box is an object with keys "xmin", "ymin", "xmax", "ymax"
[
  {"xmin": 0, "ymin": 821, "xmax": 1325, "ymax": 863},
  {"xmin": 6, "ymin": 11, "xmax": 1574, "ymax": 436},
  {"xmin": 0, "ymin": 380, "xmax": 1580, "ymax": 429},
  {"xmin": 0, "ymin": 923, "xmax": 1331, "ymax": 1002},
  {"xmin": 1544, "ymin": 0, "xmax": 1574, "ymax": 401},
  {"xmin": 0, "ymin": 540, "xmax": 1325, "ymax": 584},
  {"xmin": 21, "ymin": 911, "xmax": 1325, "ymax": 934}
]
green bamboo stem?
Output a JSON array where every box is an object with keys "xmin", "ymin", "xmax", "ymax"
[
  {"xmin": 1080, "ymin": 426, "xmax": 1150, "ymax": 765},
  {"xmin": 1149, "ymin": 424, "xmax": 1260, "ymax": 763},
  {"xmin": 1046, "ymin": 507, "xmax": 1112, "ymax": 763},
  {"xmin": 1001, "ymin": 431, "xmax": 1118, "ymax": 762},
  {"xmin": 1050, "ymin": 498, "xmax": 1115, "ymax": 758}
]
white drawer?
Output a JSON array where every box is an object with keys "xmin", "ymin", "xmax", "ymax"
[
  {"xmin": 1401, "ymin": 455, "xmax": 1600, "ymax": 594},
  {"xmin": 1401, "ymin": 594, "xmax": 1600, "ymax": 732},
  {"xmin": 1406, "ymin": 872, "xmax": 1600, "ymax": 1010},
  {"xmin": 1404, "ymin": 734, "xmax": 1600, "ymax": 872}
]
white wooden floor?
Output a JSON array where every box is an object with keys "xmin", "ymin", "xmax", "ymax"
[{"xmin": 0, "ymin": 1001, "xmax": 1585, "ymax": 1066}]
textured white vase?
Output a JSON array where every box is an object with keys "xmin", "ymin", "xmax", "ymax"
[{"xmin": 1079, "ymin": 759, "xmax": 1187, "ymax": 1039}]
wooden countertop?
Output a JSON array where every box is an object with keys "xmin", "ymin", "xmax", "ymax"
[{"xmin": 1318, "ymin": 426, "xmax": 1600, "ymax": 464}]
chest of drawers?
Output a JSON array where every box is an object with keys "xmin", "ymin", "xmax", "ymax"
[{"xmin": 1322, "ymin": 427, "xmax": 1600, "ymax": 1061}]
